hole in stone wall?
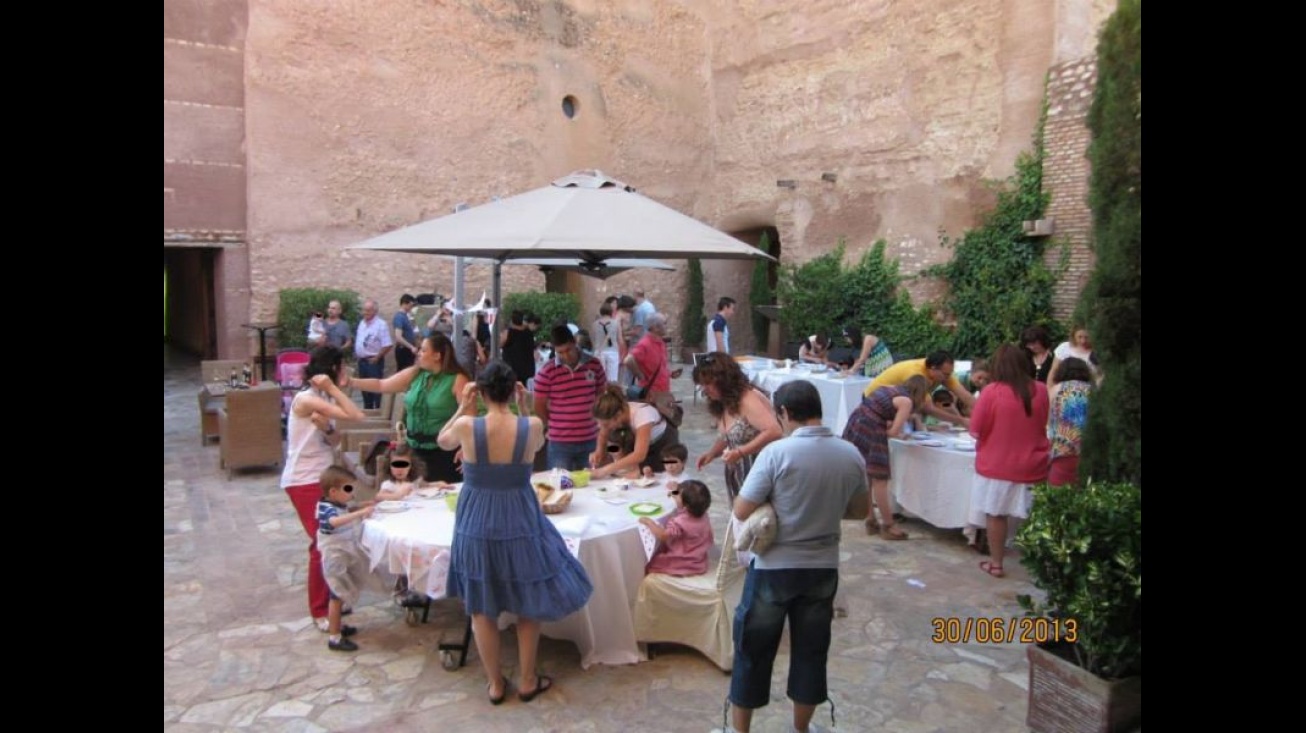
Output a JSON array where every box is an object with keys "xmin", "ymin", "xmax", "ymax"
[{"xmin": 562, "ymin": 95, "xmax": 578, "ymax": 119}]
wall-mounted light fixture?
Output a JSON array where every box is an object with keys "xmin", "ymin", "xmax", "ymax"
[
  {"xmin": 776, "ymin": 179, "xmax": 797, "ymax": 189},
  {"xmin": 821, "ymin": 173, "xmax": 837, "ymax": 183}
]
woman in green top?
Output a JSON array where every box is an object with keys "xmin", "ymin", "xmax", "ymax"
[{"xmin": 349, "ymin": 332, "xmax": 471, "ymax": 482}]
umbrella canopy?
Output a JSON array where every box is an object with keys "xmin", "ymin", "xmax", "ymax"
[
  {"xmin": 347, "ymin": 170, "xmax": 773, "ymax": 266},
  {"xmin": 448, "ymin": 256, "xmax": 676, "ymax": 281}
]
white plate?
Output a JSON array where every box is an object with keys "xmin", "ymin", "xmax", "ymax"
[
  {"xmin": 634, "ymin": 478, "xmax": 658, "ymax": 488},
  {"xmin": 375, "ymin": 501, "xmax": 409, "ymax": 512},
  {"xmin": 916, "ymin": 440, "xmax": 946, "ymax": 447},
  {"xmin": 909, "ymin": 432, "xmax": 934, "ymax": 440},
  {"xmin": 951, "ymin": 441, "xmax": 976, "ymax": 451}
]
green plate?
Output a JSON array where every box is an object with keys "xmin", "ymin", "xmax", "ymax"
[{"xmin": 629, "ymin": 502, "xmax": 663, "ymax": 516}]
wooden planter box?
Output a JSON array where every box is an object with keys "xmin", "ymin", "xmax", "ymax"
[{"xmin": 1027, "ymin": 644, "xmax": 1141, "ymax": 733}]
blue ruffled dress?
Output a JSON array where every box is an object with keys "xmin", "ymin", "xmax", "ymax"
[{"xmin": 446, "ymin": 417, "xmax": 593, "ymax": 621}]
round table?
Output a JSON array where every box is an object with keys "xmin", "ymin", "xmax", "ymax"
[{"xmin": 359, "ymin": 472, "xmax": 677, "ymax": 668}]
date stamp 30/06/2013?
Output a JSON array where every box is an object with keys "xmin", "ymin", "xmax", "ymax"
[{"xmin": 930, "ymin": 617, "xmax": 1078, "ymax": 645}]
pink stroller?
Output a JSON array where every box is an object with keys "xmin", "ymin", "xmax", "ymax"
[{"xmin": 275, "ymin": 349, "xmax": 311, "ymax": 425}]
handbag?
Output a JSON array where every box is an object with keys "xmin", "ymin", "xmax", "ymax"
[
  {"xmin": 626, "ymin": 360, "xmax": 662, "ymax": 401},
  {"xmin": 735, "ymin": 502, "xmax": 778, "ymax": 554}
]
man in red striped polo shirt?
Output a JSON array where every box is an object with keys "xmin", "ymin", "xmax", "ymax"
[{"xmin": 533, "ymin": 325, "xmax": 609, "ymax": 469}]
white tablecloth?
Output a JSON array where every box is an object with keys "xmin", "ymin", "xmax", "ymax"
[
  {"xmin": 735, "ymin": 356, "xmax": 872, "ymax": 436},
  {"xmin": 888, "ymin": 434, "xmax": 977, "ymax": 528},
  {"xmin": 359, "ymin": 473, "xmax": 677, "ymax": 668}
]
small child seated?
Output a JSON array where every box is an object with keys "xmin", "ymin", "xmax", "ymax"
[
  {"xmin": 375, "ymin": 443, "xmax": 447, "ymax": 501},
  {"xmin": 316, "ymin": 465, "xmax": 376, "ymax": 652},
  {"xmin": 639, "ymin": 479, "xmax": 714, "ymax": 577}
]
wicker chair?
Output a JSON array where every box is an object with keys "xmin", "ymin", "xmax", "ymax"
[
  {"xmin": 198, "ymin": 359, "xmax": 246, "ymax": 443},
  {"xmin": 218, "ymin": 387, "xmax": 284, "ymax": 479},
  {"xmin": 633, "ymin": 518, "xmax": 746, "ymax": 671}
]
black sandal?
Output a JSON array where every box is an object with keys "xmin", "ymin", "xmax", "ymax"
[
  {"xmin": 517, "ymin": 675, "xmax": 553, "ymax": 703},
  {"xmin": 487, "ymin": 678, "xmax": 508, "ymax": 706}
]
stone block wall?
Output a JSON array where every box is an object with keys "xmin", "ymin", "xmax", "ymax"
[{"xmin": 1043, "ymin": 56, "xmax": 1098, "ymax": 322}]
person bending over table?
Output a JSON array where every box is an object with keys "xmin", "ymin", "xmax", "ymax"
[
  {"xmin": 842, "ymin": 375, "xmax": 929, "ymax": 540},
  {"xmin": 798, "ymin": 333, "xmax": 832, "ymax": 366},
  {"xmin": 590, "ymin": 385, "xmax": 681, "ymax": 476},
  {"xmin": 839, "ymin": 323, "xmax": 894, "ymax": 378},
  {"xmin": 863, "ymin": 350, "xmax": 975, "ymax": 428}
]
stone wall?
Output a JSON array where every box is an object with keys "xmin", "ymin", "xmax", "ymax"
[
  {"xmin": 164, "ymin": 0, "xmax": 250, "ymax": 359},
  {"xmin": 170, "ymin": 0, "xmax": 1118, "ymax": 359},
  {"xmin": 1043, "ymin": 56, "xmax": 1098, "ymax": 322}
]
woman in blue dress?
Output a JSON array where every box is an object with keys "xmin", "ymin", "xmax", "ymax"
[{"xmin": 437, "ymin": 360, "xmax": 593, "ymax": 705}]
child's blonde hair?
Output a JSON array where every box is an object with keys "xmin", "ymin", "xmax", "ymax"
[{"xmin": 319, "ymin": 465, "xmax": 357, "ymax": 497}]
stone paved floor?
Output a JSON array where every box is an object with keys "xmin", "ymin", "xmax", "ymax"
[{"xmin": 165, "ymin": 348, "xmax": 1038, "ymax": 732}]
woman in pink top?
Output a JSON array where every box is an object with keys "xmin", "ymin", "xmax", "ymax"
[
  {"xmin": 639, "ymin": 480, "xmax": 714, "ymax": 576},
  {"xmin": 968, "ymin": 344, "xmax": 1050, "ymax": 578}
]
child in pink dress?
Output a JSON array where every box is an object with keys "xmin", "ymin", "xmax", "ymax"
[{"xmin": 639, "ymin": 480, "xmax": 714, "ymax": 576}]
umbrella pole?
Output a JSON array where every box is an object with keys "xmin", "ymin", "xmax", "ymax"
[
  {"xmin": 452, "ymin": 257, "xmax": 465, "ymax": 341},
  {"xmin": 490, "ymin": 262, "xmax": 502, "ymax": 361}
]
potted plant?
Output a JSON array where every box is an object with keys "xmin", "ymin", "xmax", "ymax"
[{"xmin": 1016, "ymin": 480, "xmax": 1141, "ymax": 733}]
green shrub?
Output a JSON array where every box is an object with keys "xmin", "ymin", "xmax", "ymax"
[
  {"xmin": 277, "ymin": 288, "xmax": 361, "ymax": 349},
  {"xmin": 501, "ymin": 292, "xmax": 580, "ymax": 332},
  {"xmin": 1078, "ymin": 0, "xmax": 1141, "ymax": 487},
  {"xmin": 750, "ymin": 232, "xmax": 774, "ymax": 351},
  {"xmin": 681, "ymin": 259, "xmax": 706, "ymax": 347},
  {"xmin": 777, "ymin": 240, "xmax": 948, "ymax": 359},
  {"xmin": 1017, "ymin": 481, "xmax": 1141, "ymax": 679}
]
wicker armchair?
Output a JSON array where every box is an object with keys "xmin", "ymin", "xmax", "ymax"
[
  {"xmin": 198, "ymin": 360, "xmax": 247, "ymax": 443},
  {"xmin": 218, "ymin": 386, "xmax": 284, "ymax": 479}
]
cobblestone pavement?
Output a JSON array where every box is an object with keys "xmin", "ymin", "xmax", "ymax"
[{"xmin": 165, "ymin": 349, "xmax": 1036, "ymax": 732}]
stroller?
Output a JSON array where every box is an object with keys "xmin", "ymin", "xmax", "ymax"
[{"xmin": 275, "ymin": 349, "xmax": 312, "ymax": 428}]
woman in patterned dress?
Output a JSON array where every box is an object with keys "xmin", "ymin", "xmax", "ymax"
[
  {"xmin": 842, "ymin": 375, "xmax": 929, "ymax": 539},
  {"xmin": 840, "ymin": 323, "xmax": 895, "ymax": 378},
  {"xmin": 692, "ymin": 354, "xmax": 782, "ymax": 503},
  {"xmin": 1046, "ymin": 357, "xmax": 1094, "ymax": 486}
]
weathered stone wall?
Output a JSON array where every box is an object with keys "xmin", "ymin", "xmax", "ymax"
[
  {"xmin": 165, "ymin": 0, "xmax": 250, "ymax": 359},
  {"xmin": 178, "ymin": 0, "xmax": 1118, "ymax": 359},
  {"xmin": 1043, "ymin": 57, "xmax": 1098, "ymax": 322}
]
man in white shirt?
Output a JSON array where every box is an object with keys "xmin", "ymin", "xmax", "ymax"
[{"xmin": 353, "ymin": 299, "xmax": 393, "ymax": 409}]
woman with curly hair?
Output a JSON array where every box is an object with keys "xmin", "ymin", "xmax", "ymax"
[{"xmin": 692, "ymin": 354, "xmax": 783, "ymax": 502}]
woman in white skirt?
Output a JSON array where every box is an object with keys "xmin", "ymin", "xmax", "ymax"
[
  {"xmin": 592, "ymin": 299, "xmax": 625, "ymax": 383},
  {"xmin": 968, "ymin": 344, "xmax": 1050, "ymax": 578}
]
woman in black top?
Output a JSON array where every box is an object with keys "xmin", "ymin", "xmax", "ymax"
[
  {"xmin": 1020, "ymin": 325, "xmax": 1054, "ymax": 383},
  {"xmin": 500, "ymin": 310, "xmax": 537, "ymax": 386}
]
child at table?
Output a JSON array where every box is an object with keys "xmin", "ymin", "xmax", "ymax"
[
  {"xmin": 923, "ymin": 387, "xmax": 962, "ymax": 430},
  {"xmin": 639, "ymin": 479, "xmax": 713, "ymax": 577},
  {"xmin": 316, "ymin": 465, "xmax": 375, "ymax": 652},
  {"xmin": 376, "ymin": 442, "xmax": 447, "ymax": 501},
  {"xmin": 646, "ymin": 443, "xmax": 695, "ymax": 492}
]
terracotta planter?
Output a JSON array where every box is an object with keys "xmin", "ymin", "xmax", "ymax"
[{"xmin": 1027, "ymin": 644, "xmax": 1141, "ymax": 733}]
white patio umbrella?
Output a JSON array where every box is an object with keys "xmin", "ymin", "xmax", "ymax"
[{"xmin": 347, "ymin": 170, "xmax": 773, "ymax": 357}]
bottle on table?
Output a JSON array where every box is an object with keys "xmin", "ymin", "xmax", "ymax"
[
  {"xmin": 242, "ymin": 363, "xmax": 252, "ymax": 386},
  {"xmin": 229, "ymin": 367, "xmax": 239, "ymax": 388}
]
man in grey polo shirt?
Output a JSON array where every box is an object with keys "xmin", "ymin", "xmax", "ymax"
[{"xmin": 724, "ymin": 380, "xmax": 868, "ymax": 733}]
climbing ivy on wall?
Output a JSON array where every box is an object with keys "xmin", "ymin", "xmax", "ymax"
[{"xmin": 930, "ymin": 109, "xmax": 1061, "ymax": 360}]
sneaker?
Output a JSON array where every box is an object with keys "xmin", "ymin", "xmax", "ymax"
[
  {"xmin": 314, "ymin": 617, "xmax": 330, "ymax": 633},
  {"xmin": 341, "ymin": 624, "xmax": 358, "ymax": 637},
  {"xmin": 328, "ymin": 637, "xmax": 359, "ymax": 652},
  {"xmin": 791, "ymin": 725, "xmax": 834, "ymax": 733}
]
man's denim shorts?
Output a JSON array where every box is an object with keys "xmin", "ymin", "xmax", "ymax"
[{"xmin": 729, "ymin": 564, "xmax": 839, "ymax": 709}]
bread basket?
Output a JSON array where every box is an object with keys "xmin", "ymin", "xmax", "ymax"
[{"xmin": 534, "ymin": 483, "xmax": 574, "ymax": 514}]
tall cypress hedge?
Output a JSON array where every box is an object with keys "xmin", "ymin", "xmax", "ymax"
[{"xmin": 1078, "ymin": 0, "xmax": 1142, "ymax": 486}]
